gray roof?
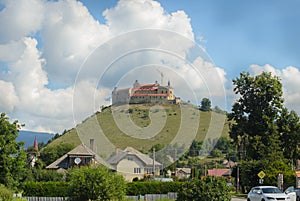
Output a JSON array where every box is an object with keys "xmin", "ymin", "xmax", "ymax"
[
  {"xmin": 107, "ymin": 146, "xmax": 162, "ymax": 167},
  {"xmin": 46, "ymin": 144, "xmax": 111, "ymax": 169}
]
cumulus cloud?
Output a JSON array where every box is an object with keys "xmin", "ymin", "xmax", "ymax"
[
  {"xmin": 0, "ymin": 0, "xmax": 45, "ymax": 43},
  {"xmin": 0, "ymin": 0, "xmax": 226, "ymax": 133},
  {"xmin": 103, "ymin": 0, "xmax": 194, "ymax": 40},
  {"xmin": 250, "ymin": 64, "xmax": 300, "ymax": 113},
  {"xmin": 0, "ymin": 80, "xmax": 18, "ymax": 113}
]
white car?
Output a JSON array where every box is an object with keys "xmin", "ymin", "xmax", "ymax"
[{"xmin": 247, "ymin": 186, "xmax": 296, "ymax": 201}]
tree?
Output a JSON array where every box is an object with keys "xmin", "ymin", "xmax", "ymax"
[
  {"xmin": 228, "ymin": 72, "xmax": 284, "ymax": 161},
  {"xmin": 278, "ymin": 108, "xmax": 300, "ymax": 165},
  {"xmin": 39, "ymin": 143, "xmax": 74, "ymax": 165},
  {"xmin": 68, "ymin": 166, "xmax": 126, "ymax": 201},
  {"xmin": 200, "ymin": 98, "xmax": 211, "ymax": 111},
  {"xmin": 0, "ymin": 113, "xmax": 27, "ymax": 189}
]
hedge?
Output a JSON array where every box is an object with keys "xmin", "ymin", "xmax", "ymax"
[
  {"xmin": 126, "ymin": 181, "xmax": 183, "ymax": 195},
  {"xmin": 22, "ymin": 182, "xmax": 70, "ymax": 197}
]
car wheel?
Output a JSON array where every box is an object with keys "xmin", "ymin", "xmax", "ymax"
[
  {"xmin": 247, "ymin": 199, "xmax": 251, "ymax": 201},
  {"xmin": 297, "ymin": 196, "xmax": 300, "ymax": 201},
  {"xmin": 261, "ymin": 199, "xmax": 265, "ymax": 201}
]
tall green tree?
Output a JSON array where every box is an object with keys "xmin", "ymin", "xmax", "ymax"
[
  {"xmin": 278, "ymin": 108, "xmax": 300, "ymax": 165},
  {"xmin": 228, "ymin": 72, "xmax": 284, "ymax": 161},
  {"xmin": 200, "ymin": 98, "xmax": 211, "ymax": 111},
  {"xmin": 0, "ymin": 113, "xmax": 27, "ymax": 189}
]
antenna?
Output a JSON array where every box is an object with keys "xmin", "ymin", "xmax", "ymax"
[{"xmin": 156, "ymin": 69, "xmax": 164, "ymax": 85}]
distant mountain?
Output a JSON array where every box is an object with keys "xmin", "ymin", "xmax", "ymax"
[{"xmin": 17, "ymin": 130, "xmax": 54, "ymax": 148}]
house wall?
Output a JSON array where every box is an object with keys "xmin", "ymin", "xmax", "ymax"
[{"xmin": 116, "ymin": 155, "xmax": 145, "ymax": 181}]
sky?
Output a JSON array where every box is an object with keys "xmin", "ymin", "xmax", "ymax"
[{"xmin": 0, "ymin": 0, "xmax": 300, "ymax": 133}]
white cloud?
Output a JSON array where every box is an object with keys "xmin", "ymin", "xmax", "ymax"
[
  {"xmin": 0, "ymin": 0, "xmax": 45, "ymax": 43},
  {"xmin": 103, "ymin": 0, "xmax": 194, "ymax": 40},
  {"xmin": 0, "ymin": 80, "xmax": 18, "ymax": 113},
  {"xmin": 250, "ymin": 64, "xmax": 300, "ymax": 113},
  {"xmin": 0, "ymin": 0, "xmax": 227, "ymax": 133}
]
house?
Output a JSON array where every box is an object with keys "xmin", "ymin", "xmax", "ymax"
[
  {"xmin": 175, "ymin": 168, "xmax": 191, "ymax": 179},
  {"xmin": 207, "ymin": 168, "xmax": 232, "ymax": 177},
  {"xmin": 112, "ymin": 80, "xmax": 179, "ymax": 105},
  {"xmin": 107, "ymin": 147, "xmax": 162, "ymax": 181},
  {"xmin": 46, "ymin": 141, "xmax": 110, "ymax": 172}
]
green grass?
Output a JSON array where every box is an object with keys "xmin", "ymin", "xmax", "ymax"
[{"xmin": 47, "ymin": 104, "xmax": 229, "ymax": 153}]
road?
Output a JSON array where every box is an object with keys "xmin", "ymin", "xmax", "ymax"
[{"xmin": 232, "ymin": 197, "xmax": 246, "ymax": 201}]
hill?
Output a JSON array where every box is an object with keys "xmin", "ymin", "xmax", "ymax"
[
  {"xmin": 17, "ymin": 130, "xmax": 54, "ymax": 148},
  {"xmin": 47, "ymin": 104, "xmax": 229, "ymax": 158}
]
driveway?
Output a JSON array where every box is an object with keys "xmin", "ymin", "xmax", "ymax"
[{"xmin": 231, "ymin": 197, "xmax": 246, "ymax": 201}]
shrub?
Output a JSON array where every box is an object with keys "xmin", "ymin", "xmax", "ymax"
[
  {"xmin": 68, "ymin": 166, "xmax": 126, "ymax": 201},
  {"xmin": 126, "ymin": 181, "xmax": 182, "ymax": 195},
  {"xmin": 22, "ymin": 181, "xmax": 70, "ymax": 197},
  {"xmin": 177, "ymin": 176, "xmax": 231, "ymax": 201},
  {"xmin": 239, "ymin": 160, "xmax": 296, "ymax": 192},
  {"xmin": 0, "ymin": 184, "xmax": 13, "ymax": 201}
]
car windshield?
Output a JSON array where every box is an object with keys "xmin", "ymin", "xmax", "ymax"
[{"xmin": 262, "ymin": 188, "xmax": 282, "ymax": 194}]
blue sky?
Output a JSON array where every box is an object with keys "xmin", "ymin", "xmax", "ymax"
[
  {"xmin": 0, "ymin": 0, "xmax": 299, "ymax": 133},
  {"xmin": 81, "ymin": 0, "xmax": 300, "ymax": 76}
]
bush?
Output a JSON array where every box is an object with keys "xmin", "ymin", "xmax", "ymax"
[
  {"xmin": 68, "ymin": 166, "xmax": 126, "ymax": 201},
  {"xmin": 0, "ymin": 184, "xmax": 13, "ymax": 201},
  {"xmin": 177, "ymin": 176, "xmax": 231, "ymax": 201},
  {"xmin": 126, "ymin": 181, "xmax": 182, "ymax": 195},
  {"xmin": 239, "ymin": 160, "xmax": 296, "ymax": 192},
  {"xmin": 22, "ymin": 181, "xmax": 70, "ymax": 197}
]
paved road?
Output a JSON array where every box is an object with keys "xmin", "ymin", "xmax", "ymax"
[{"xmin": 232, "ymin": 197, "xmax": 246, "ymax": 201}]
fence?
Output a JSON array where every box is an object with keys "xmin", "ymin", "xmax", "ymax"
[
  {"xmin": 23, "ymin": 193, "xmax": 177, "ymax": 201},
  {"xmin": 126, "ymin": 192, "xmax": 177, "ymax": 200},
  {"xmin": 23, "ymin": 197, "xmax": 69, "ymax": 201}
]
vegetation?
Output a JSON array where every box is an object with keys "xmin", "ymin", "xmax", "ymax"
[
  {"xmin": 126, "ymin": 181, "xmax": 182, "ymax": 195},
  {"xmin": 39, "ymin": 143, "xmax": 74, "ymax": 165},
  {"xmin": 0, "ymin": 113, "xmax": 27, "ymax": 189},
  {"xmin": 228, "ymin": 72, "xmax": 300, "ymax": 191},
  {"xmin": 177, "ymin": 176, "xmax": 231, "ymax": 201},
  {"xmin": 228, "ymin": 72, "xmax": 285, "ymax": 161},
  {"xmin": 0, "ymin": 184, "xmax": 13, "ymax": 201},
  {"xmin": 236, "ymin": 160, "xmax": 295, "ymax": 192},
  {"xmin": 22, "ymin": 181, "xmax": 70, "ymax": 197},
  {"xmin": 199, "ymin": 98, "xmax": 211, "ymax": 111},
  {"xmin": 47, "ymin": 104, "xmax": 229, "ymax": 151},
  {"xmin": 68, "ymin": 166, "xmax": 126, "ymax": 201}
]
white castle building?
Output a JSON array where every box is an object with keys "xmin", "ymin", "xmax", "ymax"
[{"xmin": 112, "ymin": 80, "xmax": 180, "ymax": 105}]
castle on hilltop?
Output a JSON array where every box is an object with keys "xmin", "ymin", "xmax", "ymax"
[{"xmin": 112, "ymin": 80, "xmax": 180, "ymax": 105}]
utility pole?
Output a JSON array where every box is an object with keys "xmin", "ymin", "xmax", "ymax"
[
  {"xmin": 153, "ymin": 148, "xmax": 156, "ymax": 179},
  {"xmin": 174, "ymin": 149, "xmax": 177, "ymax": 176}
]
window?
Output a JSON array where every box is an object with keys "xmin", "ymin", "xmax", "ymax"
[
  {"xmin": 134, "ymin": 168, "xmax": 141, "ymax": 174},
  {"xmin": 145, "ymin": 168, "xmax": 153, "ymax": 174},
  {"xmin": 127, "ymin": 156, "xmax": 133, "ymax": 161}
]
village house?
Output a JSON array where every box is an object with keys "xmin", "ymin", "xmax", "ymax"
[
  {"xmin": 175, "ymin": 167, "xmax": 191, "ymax": 179},
  {"xmin": 207, "ymin": 168, "xmax": 232, "ymax": 177},
  {"xmin": 46, "ymin": 139, "xmax": 110, "ymax": 172},
  {"xmin": 107, "ymin": 147, "xmax": 162, "ymax": 181}
]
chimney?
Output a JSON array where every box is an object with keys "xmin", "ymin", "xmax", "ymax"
[{"xmin": 89, "ymin": 139, "xmax": 94, "ymax": 151}]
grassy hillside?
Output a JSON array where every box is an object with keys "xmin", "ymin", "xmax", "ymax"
[{"xmin": 47, "ymin": 104, "xmax": 229, "ymax": 155}]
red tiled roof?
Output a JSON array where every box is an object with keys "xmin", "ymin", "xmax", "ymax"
[{"xmin": 207, "ymin": 168, "xmax": 231, "ymax": 177}]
